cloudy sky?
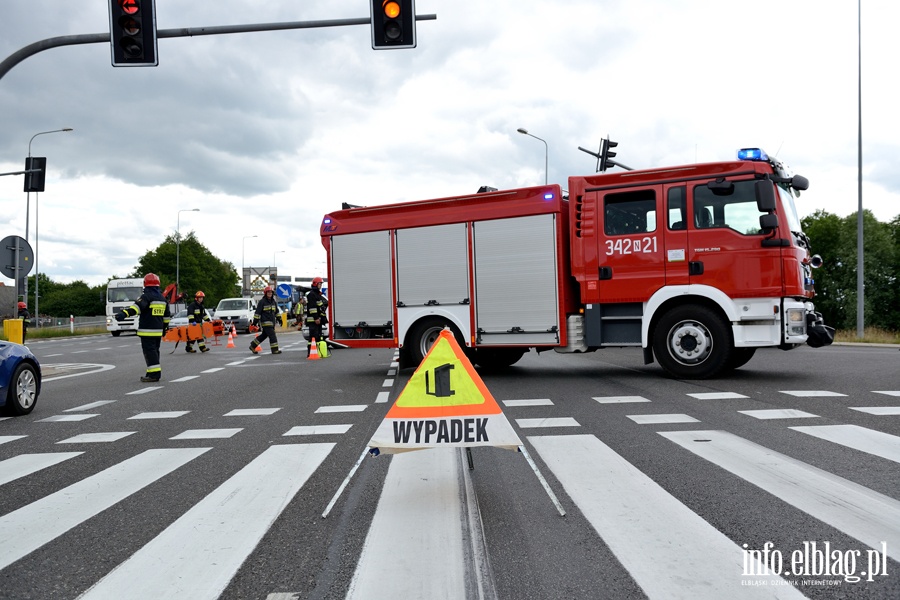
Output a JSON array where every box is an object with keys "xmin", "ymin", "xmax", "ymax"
[{"xmin": 1, "ymin": 0, "xmax": 898, "ymax": 289}]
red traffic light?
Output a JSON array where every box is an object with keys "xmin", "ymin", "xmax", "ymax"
[{"xmin": 119, "ymin": 0, "xmax": 139, "ymax": 15}]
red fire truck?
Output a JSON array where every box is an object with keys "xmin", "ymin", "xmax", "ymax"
[{"xmin": 320, "ymin": 149, "xmax": 834, "ymax": 379}]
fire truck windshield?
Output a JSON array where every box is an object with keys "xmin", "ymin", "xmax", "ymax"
[{"xmin": 777, "ymin": 184, "xmax": 803, "ymax": 234}]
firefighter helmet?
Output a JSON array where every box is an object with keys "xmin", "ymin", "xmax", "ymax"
[
  {"xmin": 264, "ymin": 286, "xmax": 274, "ymax": 294},
  {"xmin": 195, "ymin": 291, "xmax": 205, "ymax": 299},
  {"xmin": 312, "ymin": 276, "xmax": 324, "ymax": 288},
  {"xmin": 17, "ymin": 301, "xmax": 26, "ymax": 310},
  {"xmin": 143, "ymin": 273, "xmax": 161, "ymax": 287}
]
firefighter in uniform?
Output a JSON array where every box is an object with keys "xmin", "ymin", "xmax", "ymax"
[
  {"xmin": 185, "ymin": 290, "xmax": 211, "ymax": 353},
  {"xmin": 115, "ymin": 273, "xmax": 171, "ymax": 382},
  {"xmin": 250, "ymin": 286, "xmax": 281, "ymax": 354},
  {"xmin": 305, "ymin": 276, "xmax": 328, "ymax": 356},
  {"xmin": 17, "ymin": 302, "xmax": 30, "ymax": 343}
]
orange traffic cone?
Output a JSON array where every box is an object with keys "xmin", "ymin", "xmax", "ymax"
[
  {"xmin": 308, "ymin": 337, "xmax": 320, "ymax": 360},
  {"xmin": 226, "ymin": 329, "xmax": 235, "ymax": 349}
]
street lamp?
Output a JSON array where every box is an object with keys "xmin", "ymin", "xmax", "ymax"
[
  {"xmin": 517, "ymin": 127, "xmax": 548, "ymax": 185},
  {"xmin": 176, "ymin": 208, "xmax": 200, "ymax": 298},
  {"xmin": 28, "ymin": 127, "xmax": 74, "ymax": 327},
  {"xmin": 242, "ymin": 235, "xmax": 258, "ymax": 297},
  {"xmin": 273, "ymin": 250, "xmax": 285, "ymax": 271}
]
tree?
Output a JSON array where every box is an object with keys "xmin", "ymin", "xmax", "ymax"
[
  {"xmin": 803, "ymin": 210, "xmax": 899, "ymax": 331},
  {"xmin": 129, "ymin": 231, "xmax": 238, "ymax": 306}
]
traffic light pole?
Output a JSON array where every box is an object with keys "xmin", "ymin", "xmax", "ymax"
[{"xmin": 0, "ymin": 14, "xmax": 437, "ymax": 81}]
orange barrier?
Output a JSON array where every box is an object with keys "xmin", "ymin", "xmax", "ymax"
[{"xmin": 163, "ymin": 322, "xmax": 215, "ymax": 343}]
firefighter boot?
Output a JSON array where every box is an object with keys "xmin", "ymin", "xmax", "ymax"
[
  {"xmin": 140, "ymin": 375, "xmax": 160, "ymax": 383},
  {"xmin": 249, "ymin": 341, "xmax": 258, "ymax": 354},
  {"xmin": 200, "ymin": 345, "xmax": 209, "ymax": 353},
  {"xmin": 185, "ymin": 345, "xmax": 196, "ymax": 353}
]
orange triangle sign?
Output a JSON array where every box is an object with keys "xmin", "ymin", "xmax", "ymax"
[{"xmin": 368, "ymin": 329, "xmax": 522, "ymax": 454}]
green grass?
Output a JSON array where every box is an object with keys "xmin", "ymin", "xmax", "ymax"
[
  {"xmin": 834, "ymin": 327, "xmax": 900, "ymax": 345},
  {"xmin": 1, "ymin": 325, "xmax": 108, "ymax": 341}
]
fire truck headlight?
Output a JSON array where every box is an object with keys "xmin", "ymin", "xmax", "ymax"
[{"xmin": 787, "ymin": 308, "xmax": 806, "ymax": 336}]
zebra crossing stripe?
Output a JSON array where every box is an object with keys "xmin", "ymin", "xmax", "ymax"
[
  {"xmin": 528, "ymin": 434, "xmax": 804, "ymax": 599},
  {"xmin": 789, "ymin": 424, "xmax": 900, "ymax": 464},
  {"xmin": 79, "ymin": 443, "xmax": 334, "ymax": 600},
  {"xmin": 0, "ymin": 448, "xmax": 210, "ymax": 571},
  {"xmin": 660, "ymin": 430, "xmax": 900, "ymax": 562},
  {"xmin": 0, "ymin": 452, "xmax": 83, "ymax": 487},
  {"xmin": 347, "ymin": 448, "xmax": 472, "ymax": 600}
]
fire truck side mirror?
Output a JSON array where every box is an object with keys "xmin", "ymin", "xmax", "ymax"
[
  {"xmin": 759, "ymin": 213, "xmax": 779, "ymax": 233},
  {"xmin": 755, "ymin": 181, "xmax": 777, "ymax": 212},
  {"xmin": 790, "ymin": 174, "xmax": 809, "ymax": 191}
]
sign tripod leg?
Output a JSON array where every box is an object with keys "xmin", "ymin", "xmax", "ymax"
[{"xmin": 519, "ymin": 444, "xmax": 566, "ymax": 517}]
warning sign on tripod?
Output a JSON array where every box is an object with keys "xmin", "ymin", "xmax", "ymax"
[{"xmin": 367, "ymin": 328, "xmax": 521, "ymax": 454}]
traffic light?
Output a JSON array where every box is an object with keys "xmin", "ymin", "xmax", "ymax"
[
  {"xmin": 109, "ymin": 0, "xmax": 158, "ymax": 66},
  {"xmin": 371, "ymin": 0, "xmax": 417, "ymax": 50},
  {"xmin": 24, "ymin": 157, "xmax": 46, "ymax": 193},
  {"xmin": 599, "ymin": 137, "xmax": 618, "ymax": 172}
]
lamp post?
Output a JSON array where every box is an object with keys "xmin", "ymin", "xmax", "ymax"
[
  {"xmin": 242, "ymin": 235, "xmax": 258, "ymax": 297},
  {"xmin": 516, "ymin": 127, "xmax": 548, "ymax": 185},
  {"xmin": 176, "ymin": 208, "xmax": 200, "ymax": 299},
  {"xmin": 273, "ymin": 250, "xmax": 285, "ymax": 271},
  {"xmin": 27, "ymin": 127, "xmax": 73, "ymax": 327}
]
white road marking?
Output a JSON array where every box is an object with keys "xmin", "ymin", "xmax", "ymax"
[
  {"xmin": 65, "ymin": 401, "xmax": 116, "ymax": 412},
  {"xmin": 170, "ymin": 428, "xmax": 243, "ymax": 440},
  {"xmin": 37, "ymin": 414, "xmax": 98, "ymax": 422},
  {"xmin": 170, "ymin": 376, "xmax": 199, "ymax": 382},
  {"xmin": 660, "ymin": 430, "xmax": 900, "ymax": 561},
  {"xmin": 0, "ymin": 452, "xmax": 83, "ymax": 486},
  {"xmin": 790, "ymin": 424, "xmax": 900, "ymax": 463},
  {"xmin": 315, "ymin": 405, "xmax": 367, "ymax": 413},
  {"xmin": 79, "ymin": 444, "xmax": 334, "ymax": 600},
  {"xmin": 0, "ymin": 448, "xmax": 210, "ymax": 570},
  {"xmin": 128, "ymin": 411, "xmax": 190, "ymax": 419},
  {"xmin": 503, "ymin": 399, "xmax": 553, "ymax": 407},
  {"xmin": 515, "ymin": 417, "xmax": 579, "ymax": 428},
  {"xmin": 284, "ymin": 424, "xmax": 353, "ymax": 436},
  {"xmin": 58, "ymin": 432, "xmax": 136, "ymax": 444},
  {"xmin": 873, "ymin": 391, "xmax": 900, "ymax": 397},
  {"xmin": 686, "ymin": 392, "xmax": 748, "ymax": 399},
  {"xmin": 529, "ymin": 434, "xmax": 803, "ymax": 599},
  {"xmin": 127, "ymin": 387, "xmax": 163, "ymax": 395},
  {"xmin": 627, "ymin": 414, "xmax": 699, "ymax": 424},
  {"xmin": 375, "ymin": 391, "xmax": 390, "ymax": 403},
  {"xmin": 201, "ymin": 368, "xmax": 225, "ymax": 373},
  {"xmin": 738, "ymin": 409, "xmax": 818, "ymax": 420},
  {"xmin": 778, "ymin": 390, "xmax": 847, "ymax": 397},
  {"xmin": 593, "ymin": 396, "xmax": 651, "ymax": 404},
  {"xmin": 347, "ymin": 448, "xmax": 468, "ymax": 600},
  {"xmin": 0, "ymin": 436, "xmax": 26, "ymax": 445},
  {"xmin": 850, "ymin": 406, "xmax": 900, "ymax": 415},
  {"xmin": 224, "ymin": 408, "xmax": 281, "ymax": 416},
  {"xmin": 382, "ymin": 379, "xmax": 394, "ymax": 387}
]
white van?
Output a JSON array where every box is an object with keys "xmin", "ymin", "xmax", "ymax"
[{"xmin": 214, "ymin": 298, "xmax": 257, "ymax": 333}]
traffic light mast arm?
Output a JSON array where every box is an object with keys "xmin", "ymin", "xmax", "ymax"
[{"xmin": 0, "ymin": 14, "xmax": 437, "ymax": 81}]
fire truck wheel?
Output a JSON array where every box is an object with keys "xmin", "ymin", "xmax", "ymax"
[
  {"xmin": 725, "ymin": 347, "xmax": 756, "ymax": 371},
  {"xmin": 473, "ymin": 348, "xmax": 526, "ymax": 371},
  {"xmin": 408, "ymin": 317, "xmax": 464, "ymax": 365},
  {"xmin": 111, "ymin": 331, "xmax": 121, "ymax": 337},
  {"xmin": 652, "ymin": 306, "xmax": 732, "ymax": 379}
]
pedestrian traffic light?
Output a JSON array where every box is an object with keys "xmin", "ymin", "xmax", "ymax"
[
  {"xmin": 599, "ymin": 137, "xmax": 618, "ymax": 172},
  {"xmin": 371, "ymin": 0, "xmax": 416, "ymax": 49},
  {"xmin": 109, "ymin": 0, "xmax": 158, "ymax": 66},
  {"xmin": 24, "ymin": 157, "xmax": 46, "ymax": 193}
]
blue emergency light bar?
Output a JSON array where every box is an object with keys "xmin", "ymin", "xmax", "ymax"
[
  {"xmin": 737, "ymin": 148, "xmax": 769, "ymax": 161},
  {"xmin": 543, "ymin": 192, "xmax": 555, "ymax": 200}
]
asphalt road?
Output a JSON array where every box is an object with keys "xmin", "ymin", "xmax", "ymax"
[{"xmin": 1, "ymin": 330, "xmax": 898, "ymax": 600}]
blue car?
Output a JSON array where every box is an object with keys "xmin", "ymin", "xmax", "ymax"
[{"xmin": 0, "ymin": 341, "xmax": 41, "ymax": 415}]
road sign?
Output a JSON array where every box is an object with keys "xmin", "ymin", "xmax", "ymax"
[
  {"xmin": 0, "ymin": 235, "xmax": 34, "ymax": 279},
  {"xmin": 276, "ymin": 283, "xmax": 293, "ymax": 299}
]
